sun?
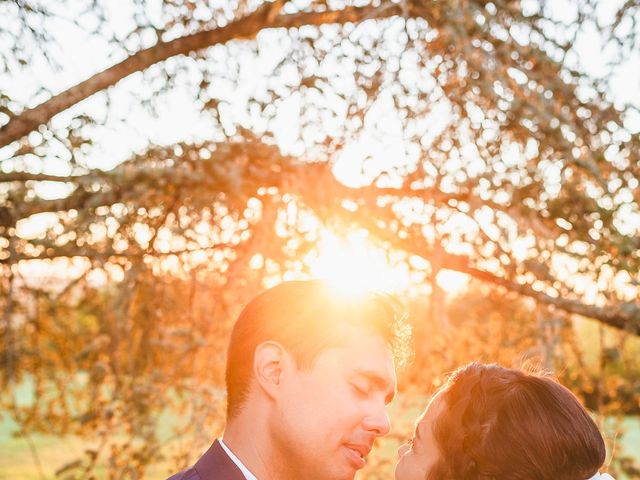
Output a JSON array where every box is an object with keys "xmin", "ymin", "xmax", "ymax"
[
  {"xmin": 305, "ymin": 230, "xmax": 412, "ymax": 295},
  {"xmin": 436, "ymin": 270, "xmax": 469, "ymax": 295},
  {"xmin": 304, "ymin": 229, "xmax": 470, "ymax": 297}
]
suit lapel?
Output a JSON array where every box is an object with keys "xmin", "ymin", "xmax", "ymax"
[{"xmin": 194, "ymin": 440, "xmax": 248, "ymax": 480}]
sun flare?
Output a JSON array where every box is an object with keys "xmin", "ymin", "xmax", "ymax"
[
  {"xmin": 305, "ymin": 231, "xmax": 412, "ymax": 295},
  {"xmin": 305, "ymin": 230, "xmax": 470, "ymax": 297},
  {"xmin": 436, "ymin": 270, "xmax": 469, "ymax": 295}
]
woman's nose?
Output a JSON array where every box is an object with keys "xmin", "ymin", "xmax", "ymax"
[{"xmin": 397, "ymin": 442, "xmax": 410, "ymax": 459}]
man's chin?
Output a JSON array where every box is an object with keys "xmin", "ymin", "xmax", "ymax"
[
  {"xmin": 307, "ymin": 468, "xmax": 357, "ymax": 480},
  {"xmin": 298, "ymin": 456, "xmax": 359, "ymax": 480},
  {"xmin": 321, "ymin": 458, "xmax": 360, "ymax": 480}
]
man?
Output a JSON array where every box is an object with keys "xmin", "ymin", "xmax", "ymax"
[{"xmin": 168, "ymin": 279, "xmax": 406, "ymax": 480}]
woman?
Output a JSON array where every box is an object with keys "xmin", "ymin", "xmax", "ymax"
[{"xmin": 396, "ymin": 362, "xmax": 613, "ymax": 480}]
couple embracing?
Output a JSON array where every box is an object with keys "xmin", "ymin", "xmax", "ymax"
[{"xmin": 168, "ymin": 280, "xmax": 612, "ymax": 480}]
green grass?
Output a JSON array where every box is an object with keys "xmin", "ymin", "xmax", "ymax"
[{"xmin": 607, "ymin": 416, "xmax": 640, "ymax": 466}]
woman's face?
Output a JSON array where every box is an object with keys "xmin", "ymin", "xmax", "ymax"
[{"xmin": 395, "ymin": 392, "xmax": 445, "ymax": 480}]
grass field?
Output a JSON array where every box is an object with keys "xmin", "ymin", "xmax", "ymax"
[{"xmin": 1, "ymin": 397, "xmax": 638, "ymax": 479}]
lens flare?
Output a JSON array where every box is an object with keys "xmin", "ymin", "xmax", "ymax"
[{"xmin": 306, "ymin": 231, "xmax": 412, "ymax": 295}]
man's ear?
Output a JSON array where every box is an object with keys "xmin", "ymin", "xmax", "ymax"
[{"xmin": 253, "ymin": 341, "xmax": 289, "ymax": 399}]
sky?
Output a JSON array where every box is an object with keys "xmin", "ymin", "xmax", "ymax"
[{"xmin": 2, "ymin": 0, "xmax": 637, "ymax": 175}]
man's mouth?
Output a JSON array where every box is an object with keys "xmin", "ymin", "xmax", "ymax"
[{"xmin": 342, "ymin": 443, "xmax": 371, "ymax": 469}]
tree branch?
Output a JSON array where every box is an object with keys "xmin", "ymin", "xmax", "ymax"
[
  {"xmin": 378, "ymin": 219, "xmax": 640, "ymax": 335},
  {"xmin": 0, "ymin": 172, "xmax": 81, "ymax": 183},
  {"xmin": 2, "ymin": 243, "xmax": 233, "ymax": 265},
  {"xmin": 0, "ymin": 3, "xmax": 406, "ymax": 149},
  {"xmin": 295, "ymin": 175, "xmax": 640, "ymax": 334},
  {"xmin": 446, "ymin": 256, "xmax": 640, "ymax": 336}
]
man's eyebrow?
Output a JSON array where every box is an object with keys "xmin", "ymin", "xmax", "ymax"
[{"xmin": 352, "ymin": 369, "xmax": 396, "ymax": 403}]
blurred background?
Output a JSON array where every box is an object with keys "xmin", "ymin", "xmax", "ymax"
[{"xmin": 0, "ymin": 0, "xmax": 639, "ymax": 478}]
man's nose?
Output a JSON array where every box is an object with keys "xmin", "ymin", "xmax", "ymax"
[
  {"xmin": 363, "ymin": 403, "xmax": 391, "ymax": 436},
  {"xmin": 397, "ymin": 442, "xmax": 410, "ymax": 459}
]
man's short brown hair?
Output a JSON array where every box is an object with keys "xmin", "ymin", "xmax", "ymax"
[{"xmin": 225, "ymin": 280, "xmax": 407, "ymax": 418}]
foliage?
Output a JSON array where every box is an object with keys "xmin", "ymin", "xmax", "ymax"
[{"xmin": 0, "ymin": 0, "xmax": 639, "ymax": 477}]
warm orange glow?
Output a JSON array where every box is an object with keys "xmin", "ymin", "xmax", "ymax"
[
  {"xmin": 304, "ymin": 230, "xmax": 471, "ymax": 297},
  {"xmin": 305, "ymin": 230, "xmax": 412, "ymax": 295},
  {"xmin": 436, "ymin": 270, "xmax": 469, "ymax": 295}
]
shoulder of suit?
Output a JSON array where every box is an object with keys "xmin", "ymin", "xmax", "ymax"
[{"xmin": 166, "ymin": 466, "xmax": 200, "ymax": 480}]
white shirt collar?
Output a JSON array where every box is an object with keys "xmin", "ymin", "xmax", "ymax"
[{"xmin": 218, "ymin": 438, "xmax": 259, "ymax": 480}]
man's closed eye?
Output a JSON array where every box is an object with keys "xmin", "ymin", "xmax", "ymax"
[{"xmin": 351, "ymin": 383, "xmax": 370, "ymax": 396}]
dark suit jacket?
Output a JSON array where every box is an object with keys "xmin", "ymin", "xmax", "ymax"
[{"xmin": 167, "ymin": 440, "xmax": 247, "ymax": 480}]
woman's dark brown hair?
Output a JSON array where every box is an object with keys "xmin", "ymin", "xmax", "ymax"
[{"xmin": 428, "ymin": 362, "xmax": 606, "ymax": 480}]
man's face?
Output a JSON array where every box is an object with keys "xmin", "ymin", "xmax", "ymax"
[
  {"xmin": 394, "ymin": 392, "xmax": 445, "ymax": 480},
  {"xmin": 273, "ymin": 328, "xmax": 396, "ymax": 480}
]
